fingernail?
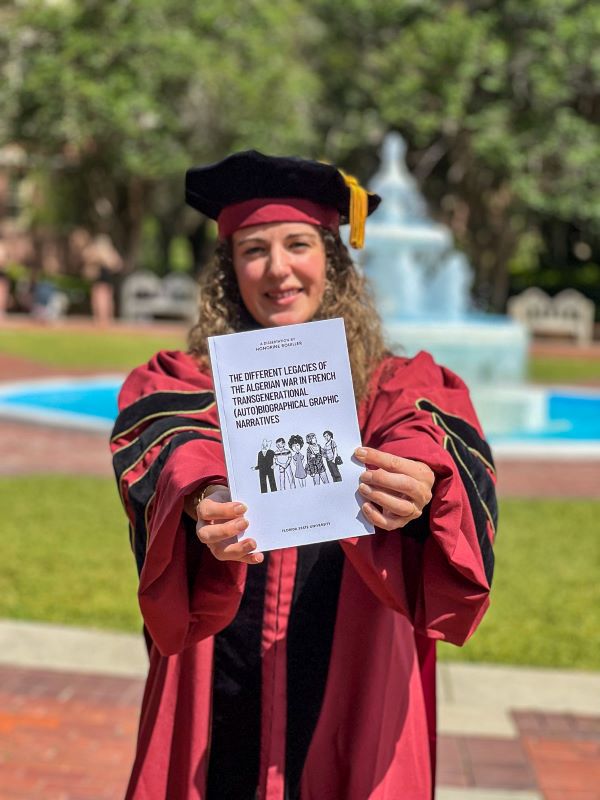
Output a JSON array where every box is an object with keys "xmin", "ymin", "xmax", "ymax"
[
  {"xmin": 355, "ymin": 447, "xmax": 367, "ymax": 459},
  {"xmin": 236, "ymin": 518, "xmax": 248, "ymax": 532},
  {"xmin": 245, "ymin": 539, "xmax": 256, "ymax": 550},
  {"xmin": 253, "ymin": 553, "xmax": 264, "ymax": 563},
  {"xmin": 234, "ymin": 503, "xmax": 247, "ymax": 513},
  {"xmin": 359, "ymin": 482, "xmax": 372, "ymax": 495},
  {"xmin": 361, "ymin": 470, "xmax": 372, "ymax": 482}
]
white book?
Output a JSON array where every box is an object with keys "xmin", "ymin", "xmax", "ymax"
[{"xmin": 208, "ymin": 318, "xmax": 374, "ymax": 551}]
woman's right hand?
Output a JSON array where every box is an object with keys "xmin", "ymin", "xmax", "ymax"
[{"xmin": 196, "ymin": 485, "xmax": 264, "ymax": 565}]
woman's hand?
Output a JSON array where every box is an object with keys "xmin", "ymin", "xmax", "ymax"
[
  {"xmin": 195, "ymin": 485, "xmax": 264, "ymax": 564},
  {"xmin": 354, "ymin": 447, "xmax": 434, "ymax": 531}
]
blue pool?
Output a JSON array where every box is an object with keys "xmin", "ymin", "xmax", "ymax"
[
  {"xmin": 517, "ymin": 394, "xmax": 600, "ymax": 441},
  {"xmin": 2, "ymin": 383, "xmax": 120, "ymax": 421},
  {"xmin": 0, "ymin": 377, "xmax": 599, "ymax": 451}
]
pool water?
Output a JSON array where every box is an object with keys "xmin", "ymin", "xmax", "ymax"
[
  {"xmin": 2, "ymin": 384, "xmax": 120, "ymax": 421},
  {"xmin": 487, "ymin": 392, "xmax": 600, "ymax": 443},
  {"xmin": 542, "ymin": 394, "xmax": 600, "ymax": 440},
  {"xmin": 0, "ymin": 378, "xmax": 123, "ymax": 430}
]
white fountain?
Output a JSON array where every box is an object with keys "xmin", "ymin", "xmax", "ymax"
[{"xmin": 361, "ymin": 133, "xmax": 547, "ymax": 437}]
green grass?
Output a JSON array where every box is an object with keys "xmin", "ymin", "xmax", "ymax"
[
  {"xmin": 0, "ymin": 476, "xmax": 140, "ymax": 631},
  {"xmin": 439, "ymin": 498, "xmax": 600, "ymax": 670},
  {"xmin": 529, "ymin": 355, "xmax": 600, "ymax": 384},
  {"xmin": 1, "ymin": 477, "xmax": 598, "ymax": 669},
  {"xmin": 2, "ymin": 328, "xmax": 600, "ymax": 384},
  {"xmin": 0, "ymin": 328, "xmax": 185, "ymax": 370}
]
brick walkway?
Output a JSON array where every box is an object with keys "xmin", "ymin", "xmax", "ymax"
[
  {"xmin": 440, "ymin": 715, "xmax": 600, "ymax": 798},
  {"xmin": 1, "ymin": 663, "xmax": 600, "ymax": 800},
  {"xmin": 0, "ymin": 352, "xmax": 101, "ymax": 381},
  {"xmin": 0, "ymin": 420, "xmax": 111, "ymax": 477},
  {"xmin": 0, "ymin": 665, "xmax": 140, "ymax": 800},
  {"xmin": 2, "ymin": 417, "xmax": 599, "ymax": 499}
]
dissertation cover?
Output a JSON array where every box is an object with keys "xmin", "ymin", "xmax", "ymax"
[{"xmin": 208, "ymin": 318, "xmax": 374, "ymax": 551}]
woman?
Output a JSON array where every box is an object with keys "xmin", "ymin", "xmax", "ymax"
[
  {"xmin": 322, "ymin": 429, "xmax": 342, "ymax": 482},
  {"xmin": 274, "ymin": 436, "xmax": 295, "ymax": 490},
  {"xmin": 288, "ymin": 434, "xmax": 307, "ymax": 487},
  {"xmin": 82, "ymin": 234, "xmax": 122, "ymax": 325},
  {"xmin": 111, "ymin": 150, "xmax": 496, "ymax": 800},
  {"xmin": 305, "ymin": 432, "xmax": 329, "ymax": 485}
]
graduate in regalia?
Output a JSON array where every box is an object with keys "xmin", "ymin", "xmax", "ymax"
[{"xmin": 111, "ymin": 150, "xmax": 497, "ymax": 800}]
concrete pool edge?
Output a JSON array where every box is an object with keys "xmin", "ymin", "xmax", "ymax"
[{"xmin": 491, "ymin": 440, "xmax": 600, "ymax": 460}]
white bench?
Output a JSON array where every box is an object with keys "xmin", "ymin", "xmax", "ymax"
[
  {"xmin": 120, "ymin": 271, "xmax": 198, "ymax": 322},
  {"xmin": 507, "ymin": 287, "xmax": 595, "ymax": 345}
]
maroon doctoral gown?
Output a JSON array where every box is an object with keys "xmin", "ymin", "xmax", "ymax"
[{"xmin": 110, "ymin": 349, "xmax": 497, "ymax": 800}]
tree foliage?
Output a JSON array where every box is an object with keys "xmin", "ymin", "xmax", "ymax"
[
  {"xmin": 0, "ymin": 0, "xmax": 320, "ymax": 266},
  {"xmin": 307, "ymin": 0, "xmax": 600, "ymax": 308},
  {"xmin": 1, "ymin": 0, "xmax": 598, "ymax": 307}
]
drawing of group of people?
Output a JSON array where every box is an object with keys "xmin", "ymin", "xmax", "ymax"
[{"xmin": 253, "ymin": 431, "xmax": 342, "ymax": 493}]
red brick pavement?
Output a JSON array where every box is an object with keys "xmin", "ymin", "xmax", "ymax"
[
  {"xmin": 531, "ymin": 340, "xmax": 600, "ymax": 362},
  {"xmin": 2, "ymin": 664, "xmax": 600, "ymax": 799},
  {"xmin": 438, "ymin": 710, "xmax": 600, "ymax": 798},
  {"xmin": 438, "ymin": 734, "xmax": 538, "ymax": 790},
  {"xmin": 0, "ymin": 420, "xmax": 111, "ymax": 477},
  {"xmin": 0, "ymin": 352, "xmax": 102, "ymax": 382},
  {"xmin": 0, "ymin": 665, "xmax": 141, "ymax": 800},
  {"xmin": 515, "ymin": 712, "xmax": 600, "ymax": 800},
  {"xmin": 495, "ymin": 459, "xmax": 600, "ymax": 499}
]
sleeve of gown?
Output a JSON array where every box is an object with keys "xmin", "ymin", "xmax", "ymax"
[
  {"xmin": 110, "ymin": 350, "xmax": 247, "ymax": 656},
  {"xmin": 341, "ymin": 352, "xmax": 497, "ymax": 647}
]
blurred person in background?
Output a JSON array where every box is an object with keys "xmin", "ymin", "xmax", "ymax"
[
  {"xmin": 0, "ymin": 241, "xmax": 10, "ymax": 317},
  {"xmin": 83, "ymin": 234, "xmax": 123, "ymax": 325}
]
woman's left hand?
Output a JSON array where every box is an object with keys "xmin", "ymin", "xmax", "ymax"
[{"xmin": 354, "ymin": 447, "xmax": 434, "ymax": 530}]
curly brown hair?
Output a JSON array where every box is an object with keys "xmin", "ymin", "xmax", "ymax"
[{"xmin": 187, "ymin": 229, "xmax": 387, "ymax": 404}]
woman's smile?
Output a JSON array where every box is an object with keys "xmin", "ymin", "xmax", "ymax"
[
  {"xmin": 232, "ymin": 221, "xmax": 326, "ymax": 328},
  {"xmin": 264, "ymin": 287, "xmax": 304, "ymax": 304}
]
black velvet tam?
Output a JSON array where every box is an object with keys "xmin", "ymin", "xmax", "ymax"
[{"xmin": 185, "ymin": 149, "xmax": 381, "ymax": 223}]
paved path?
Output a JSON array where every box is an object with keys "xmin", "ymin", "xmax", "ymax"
[
  {"xmin": 1, "ymin": 621, "xmax": 599, "ymax": 800},
  {"xmin": 0, "ymin": 419, "xmax": 112, "ymax": 477},
  {"xmin": 2, "ymin": 416, "xmax": 599, "ymax": 499}
]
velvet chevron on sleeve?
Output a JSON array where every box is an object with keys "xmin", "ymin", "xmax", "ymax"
[
  {"xmin": 415, "ymin": 397, "xmax": 497, "ymax": 586},
  {"xmin": 110, "ymin": 350, "xmax": 247, "ymax": 656},
  {"xmin": 345, "ymin": 351, "xmax": 498, "ymax": 647}
]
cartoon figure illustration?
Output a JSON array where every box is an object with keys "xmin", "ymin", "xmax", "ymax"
[
  {"xmin": 288, "ymin": 434, "xmax": 307, "ymax": 487},
  {"xmin": 275, "ymin": 437, "xmax": 296, "ymax": 490},
  {"xmin": 323, "ymin": 430, "xmax": 342, "ymax": 482},
  {"xmin": 252, "ymin": 438, "xmax": 277, "ymax": 493},
  {"xmin": 305, "ymin": 432, "xmax": 329, "ymax": 485}
]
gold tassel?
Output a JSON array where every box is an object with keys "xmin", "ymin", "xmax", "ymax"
[{"xmin": 340, "ymin": 170, "xmax": 368, "ymax": 249}]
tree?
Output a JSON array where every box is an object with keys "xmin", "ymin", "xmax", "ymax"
[
  {"xmin": 2, "ymin": 0, "xmax": 598, "ymax": 308},
  {"xmin": 0, "ymin": 0, "xmax": 320, "ymax": 269},
  {"xmin": 307, "ymin": 0, "xmax": 600, "ymax": 310}
]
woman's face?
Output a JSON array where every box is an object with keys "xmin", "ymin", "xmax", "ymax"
[{"xmin": 232, "ymin": 222, "xmax": 327, "ymax": 328}]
